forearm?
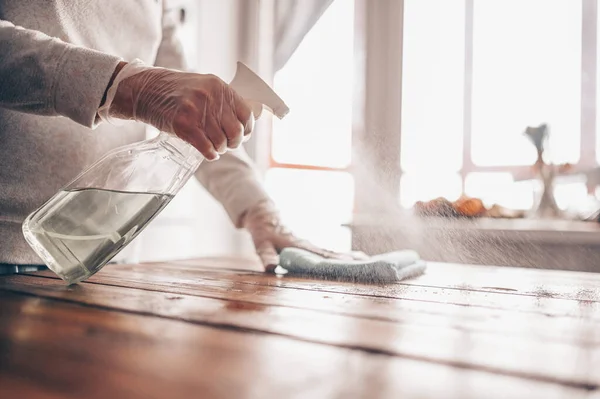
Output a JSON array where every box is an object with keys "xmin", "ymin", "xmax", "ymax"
[
  {"xmin": 194, "ymin": 147, "xmax": 272, "ymax": 227},
  {"xmin": 0, "ymin": 19, "xmax": 122, "ymax": 128}
]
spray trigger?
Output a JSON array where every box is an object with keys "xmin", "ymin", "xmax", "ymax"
[{"xmin": 229, "ymin": 62, "xmax": 290, "ymax": 120}]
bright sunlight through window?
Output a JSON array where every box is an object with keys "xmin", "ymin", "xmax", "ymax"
[
  {"xmin": 401, "ymin": 0, "xmax": 591, "ymax": 212},
  {"xmin": 266, "ymin": 0, "xmax": 355, "ymax": 252}
]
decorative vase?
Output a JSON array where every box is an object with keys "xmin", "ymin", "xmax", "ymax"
[
  {"xmin": 524, "ymin": 124, "xmax": 562, "ymax": 219},
  {"xmin": 530, "ymin": 160, "xmax": 562, "ymax": 219}
]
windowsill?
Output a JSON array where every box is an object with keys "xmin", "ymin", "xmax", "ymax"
[
  {"xmin": 347, "ymin": 211, "xmax": 600, "ymax": 272},
  {"xmin": 346, "ymin": 212, "xmax": 600, "ymax": 245}
]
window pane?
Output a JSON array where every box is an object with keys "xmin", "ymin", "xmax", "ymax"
[
  {"xmin": 554, "ymin": 182, "xmax": 588, "ymax": 211},
  {"xmin": 401, "ymin": 0, "xmax": 465, "ymax": 173},
  {"xmin": 471, "ymin": 0, "xmax": 581, "ymax": 166},
  {"xmin": 264, "ymin": 168, "xmax": 354, "ymax": 251},
  {"xmin": 272, "ymin": 0, "xmax": 354, "ymax": 168},
  {"xmin": 399, "ymin": 173, "xmax": 462, "ymax": 208},
  {"xmin": 464, "ymin": 172, "xmax": 534, "ymax": 210}
]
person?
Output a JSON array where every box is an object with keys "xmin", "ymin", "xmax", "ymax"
[{"xmin": 0, "ymin": 1, "xmax": 365, "ymax": 274}]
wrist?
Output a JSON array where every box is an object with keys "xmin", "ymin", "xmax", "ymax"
[
  {"xmin": 109, "ymin": 75, "xmax": 135, "ymax": 120},
  {"xmin": 97, "ymin": 59, "xmax": 151, "ymax": 124},
  {"xmin": 100, "ymin": 61, "xmax": 127, "ymax": 108}
]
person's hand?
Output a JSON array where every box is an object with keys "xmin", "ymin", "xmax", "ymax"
[
  {"xmin": 241, "ymin": 200, "xmax": 369, "ymax": 272},
  {"xmin": 101, "ymin": 60, "xmax": 254, "ymax": 161}
]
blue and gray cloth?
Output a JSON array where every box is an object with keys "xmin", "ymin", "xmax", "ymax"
[{"xmin": 278, "ymin": 248, "xmax": 426, "ymax": 284}]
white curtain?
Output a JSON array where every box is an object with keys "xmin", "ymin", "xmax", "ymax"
[{"xmin": 273, "ymin": 0, "xmax": 335, "ymax": 71}]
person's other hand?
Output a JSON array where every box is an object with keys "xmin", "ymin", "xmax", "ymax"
[
  {"xmin": 241, "ymin": 200, "xmax": 369, "ymax": 272},
  {"xmin": 106, "ymin": 61, "xmax": 254, "ymax": 161}
]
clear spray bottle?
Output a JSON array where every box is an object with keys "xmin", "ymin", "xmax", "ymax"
[{"xmin": 22, "ymin": 62, "xmax": 289, "ymax": 285}]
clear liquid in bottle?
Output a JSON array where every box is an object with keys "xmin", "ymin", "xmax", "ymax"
[{"xmin": 22, "ymin": 188, "xmax": 173, "ymax": 284}]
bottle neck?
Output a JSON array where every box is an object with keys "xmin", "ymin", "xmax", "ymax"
[{"xmin": 156, "ymin": 131, "xmax": 204, "ymax": 167}]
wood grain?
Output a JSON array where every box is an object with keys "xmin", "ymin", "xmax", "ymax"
[
  {"xmin": 34, "ymin": 264, "xmax": 600, "ymax": 347},
  {"xmin": 75, "ymin": 261, "xmax": 600, "ymax": 320},
  {"xmin": 1, "ymin": 290, "xmax": 586, "ymax": 399},
  {"xmin": 2, "ymin": 273, "xmax": 600, "ymax": 389},
  {"xmin": 108, "ymin": 258, "xmax": 600, "ymax": 300},
  {"xmin": 198, "ymin": 258, "xmax": 600, "ymax": 296}
]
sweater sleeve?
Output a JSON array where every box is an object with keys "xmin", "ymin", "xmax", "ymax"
[
  {"xmin": 195, "ymin": 148, "xmax": 273, "ymax": 228},
  {"xmin": 0, "ymin": 19, "xmax": 122, "ymax": 128},
  {"xmin": 156, "ymin": 2, "xmax": 272, "ymax": 228}
]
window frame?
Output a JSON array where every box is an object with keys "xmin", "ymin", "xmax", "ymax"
[
  {"xmin": 259, "ymin": 0, "xmax": 600, "ymax": 225},
  {"xmin": 458, "ymin": 0, "xmax": 598, "ymax": 188},
  {"xmin": 358, "ymin": 0, "xmax": 600, "ymax": 209}
]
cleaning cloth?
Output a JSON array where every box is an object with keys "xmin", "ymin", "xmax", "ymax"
[{"xmin": 278, "ymin": 248, "xmax": 426, "ymax": 284}]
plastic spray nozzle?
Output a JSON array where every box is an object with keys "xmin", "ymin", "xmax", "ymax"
[{"xmin": 229, "ymin": 62, "xmax": 290, "ymax": 120}]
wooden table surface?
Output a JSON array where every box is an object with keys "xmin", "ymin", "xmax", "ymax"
[{"xmin": 2, "ymin": 258, "xmax": 600, "ymax": 398}]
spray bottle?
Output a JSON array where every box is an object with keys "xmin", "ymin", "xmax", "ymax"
[{"xmin": 22, "ymin": 62, "xmax": 288, "ymax": 285}]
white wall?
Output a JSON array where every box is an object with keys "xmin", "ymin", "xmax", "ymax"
[{"xmin": 123, "ymin": 0, "xmax": 257, "ymax": 263}]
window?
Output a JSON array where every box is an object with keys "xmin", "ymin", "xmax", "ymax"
[
  {"xmin": 400, "ymin": 0, "xmax": 465, "ymax": 205},
  {"xmin": 472, "ymin": 0, "xmax": 581, "ymax": 167},
  {"xmin": 400, "ymin": 0, "xmax": 598, "ymax": 213},
  {"xmin": 264, "ymin": 0, "xmax": 600, "ymax": 256},
  {"xmin": 265, "ymin": 0, "xmax": 355, "ymax": 252}
]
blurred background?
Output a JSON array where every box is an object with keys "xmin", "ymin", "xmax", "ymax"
[{"xmin": 133, "ymin": 0, "xmax": 600, "ymax": 272}]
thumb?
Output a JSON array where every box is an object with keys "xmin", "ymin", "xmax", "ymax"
[{"xmin": 256, "ymin": 240, "xmax": 279, "ymax": 273}]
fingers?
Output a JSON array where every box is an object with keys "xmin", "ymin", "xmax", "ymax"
[
  {"xmin": 350, "ymin": 251, "xmax": 370, "ymax": 260},
  {"xmin": 201, "ymin": 85, "xmax": 253, "ymax": 153},
  {"xmin": 256, "ymin": 241, "xmax": 280, "ymax": 273},
  {"xmin": 184, "ymin": 126, "xmax": 220, "ymax": 161},
  {"xmin": 204, "ymin": 115, "xmax": 228, "ymax": 154},
  {"xmin": 162, "ymin": 73, "xmax": 255, "ymax": 158},
  {"xmin": 219, "ymin": 113, "xmax": 244, "ymax": 149},
  {"xmin": 171, "ymin": 106, "xmax": 220, "ymax": 161},
  {"xmin": 231, "ymin": 89, "xmax": 255, "ymax": 138},
  {"xmin": 130, "ymin": 69, "xmax": 258, "ymax": 158},
  {"xmin": 294, "ymin": 240, "xmax": 336, "ymax": 258},
  {"xmin": 295, "ymin": 240, "xmax": 366, "ymax": 261},
  {"xmin": 214, "ymin": 83, "xmax": 247, "ymax": 150},
  {"xmin": 192, "ymin": 111, "xmax": 240, "ymax": 158}
]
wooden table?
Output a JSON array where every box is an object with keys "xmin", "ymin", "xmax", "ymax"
[{"xmin": 2, "ymin": 258, "xmax": 600, "ymax": 398}]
